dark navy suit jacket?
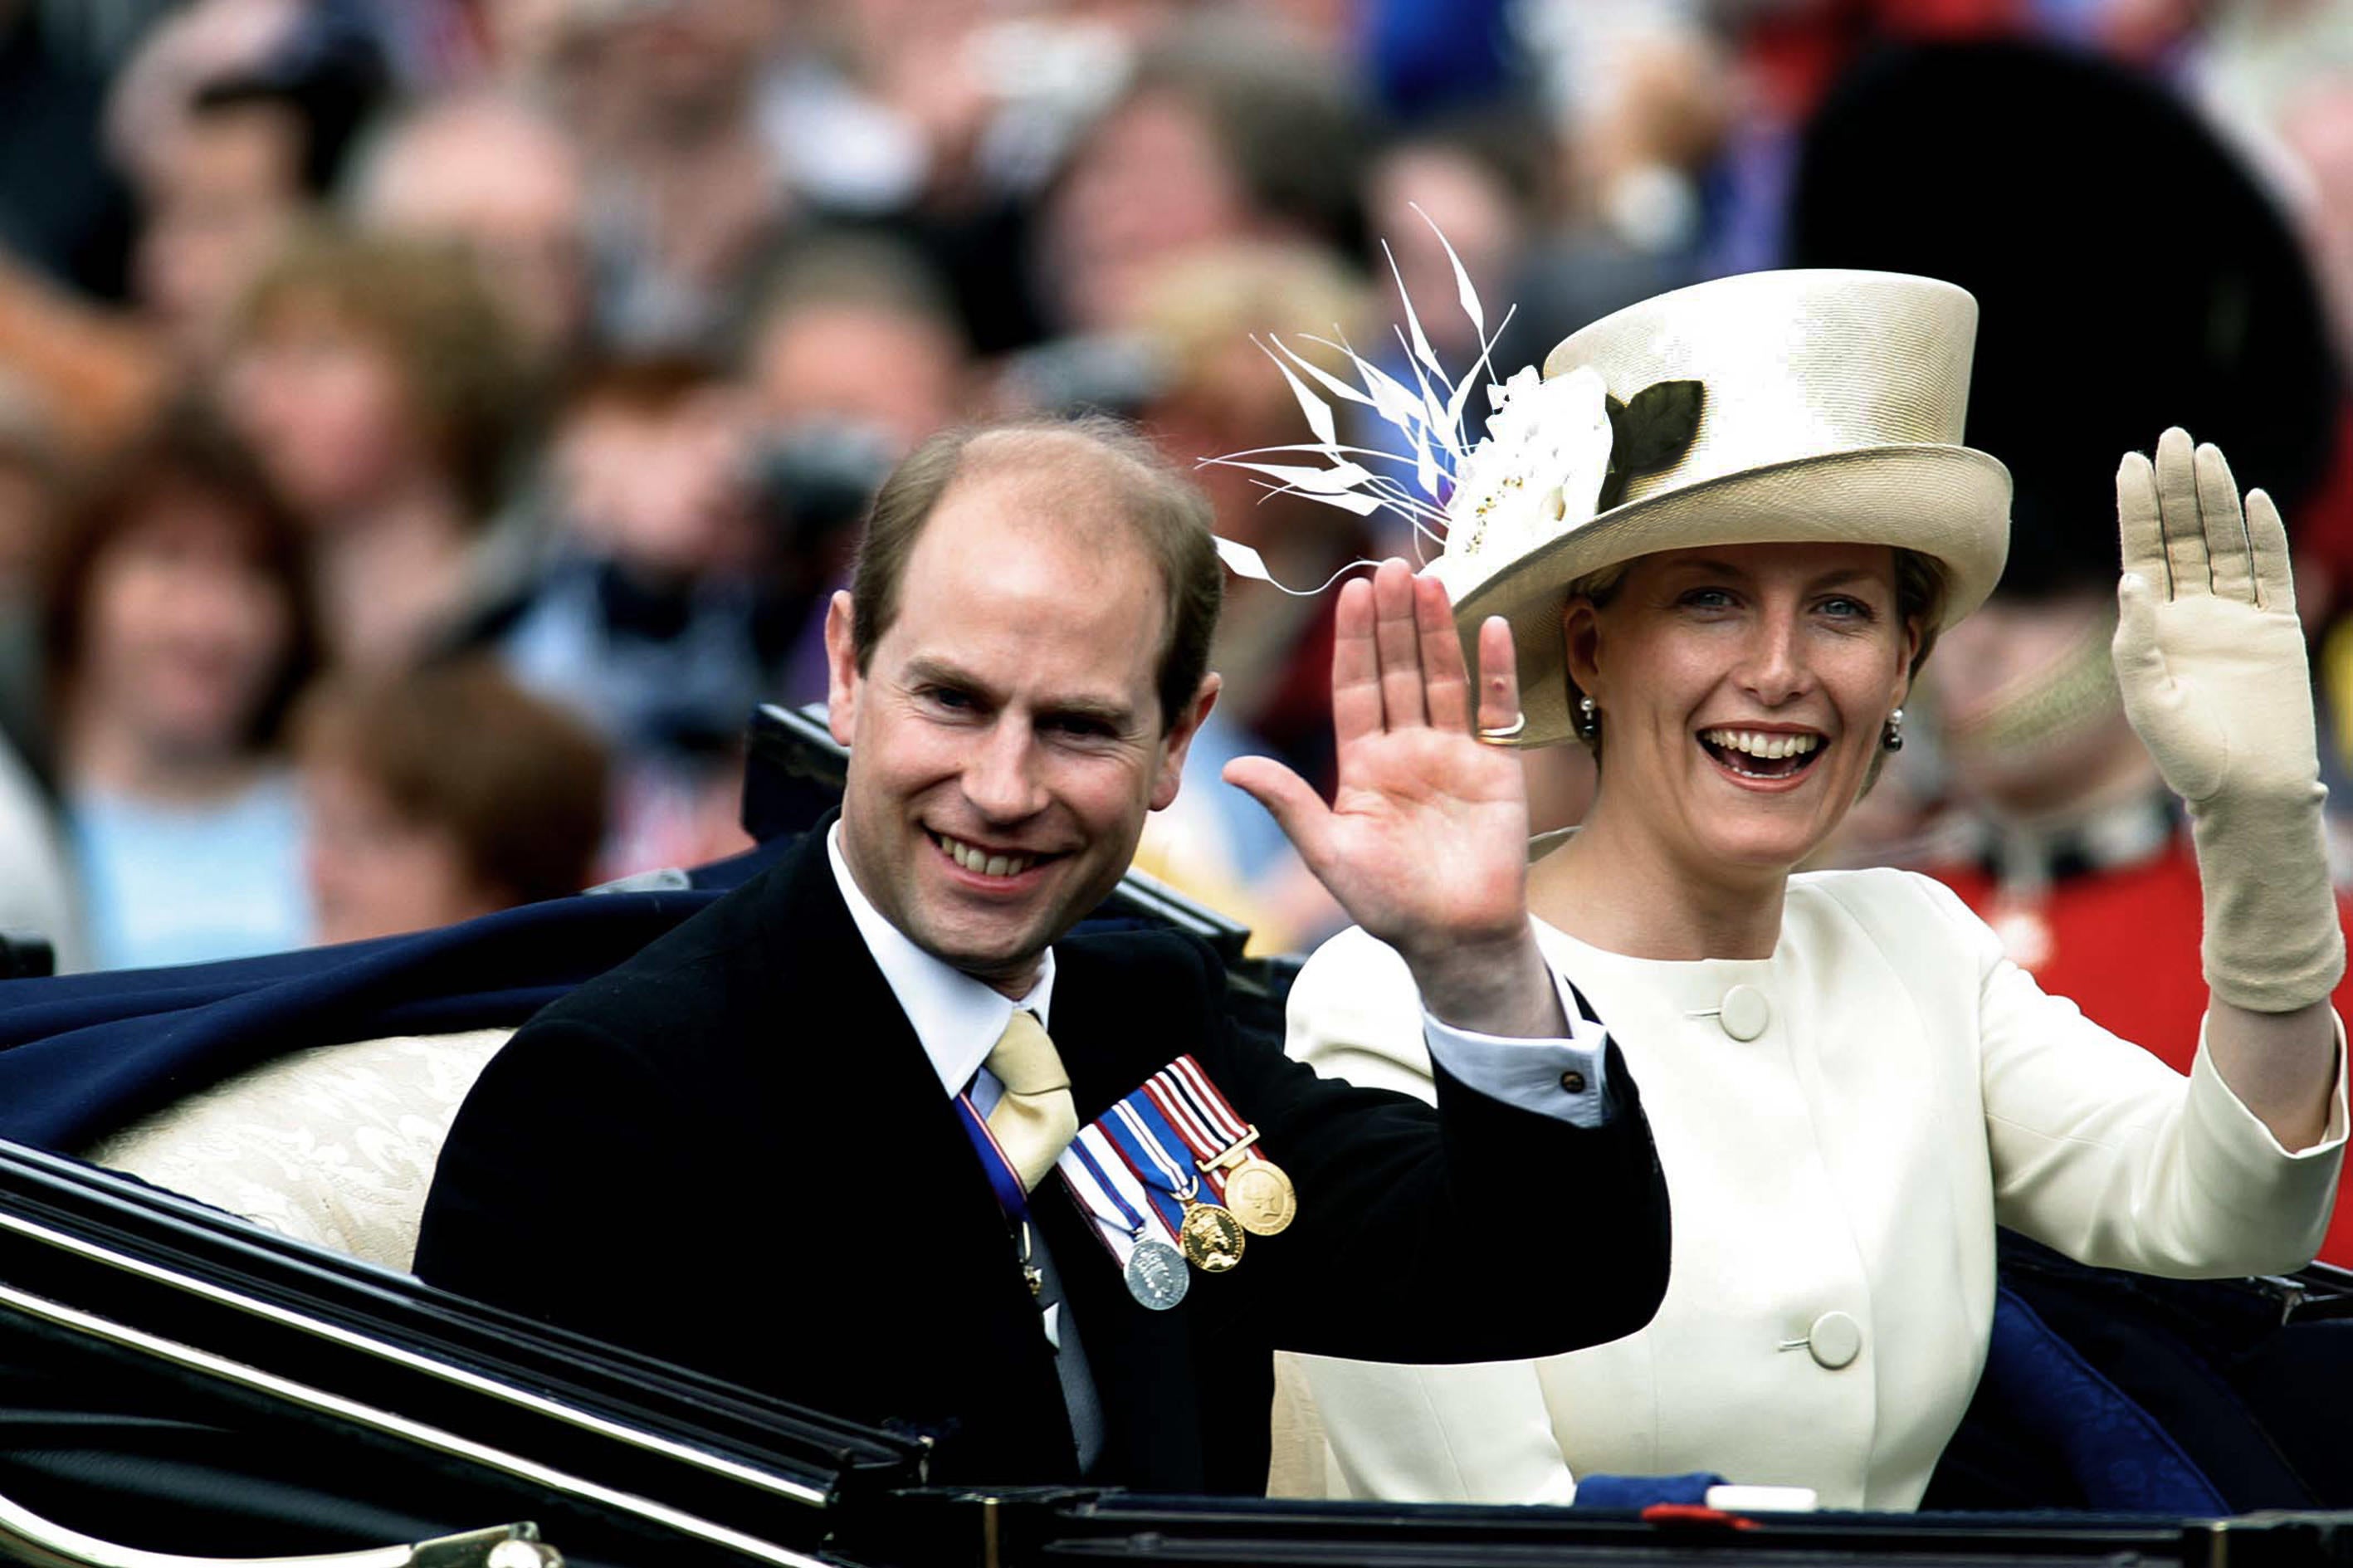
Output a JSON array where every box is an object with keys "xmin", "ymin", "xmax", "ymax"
[{"xmin": 413, "ymin": 827, "xmax": 1671, "ymax": 1492}]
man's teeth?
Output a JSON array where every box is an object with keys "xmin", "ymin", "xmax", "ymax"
[
  {"xmin": 936, "ymin": 833, "xmax": 1034, "ymax": 877},
  {"xmin": 1700, "ymin": 728, "xmax": 1822, "ymax": 760}
]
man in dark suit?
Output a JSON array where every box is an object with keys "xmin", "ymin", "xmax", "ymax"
[{"xmin": 415, "ymin": 417, "xmax": 1668, "ymax": 1492}]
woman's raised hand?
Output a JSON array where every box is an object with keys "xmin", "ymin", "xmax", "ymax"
[
  {"xmin": 1225, "ymin": 559, "xmax": 1564, "ymax": 1034},
  {"xmin": 2112, "ymin": 427, "xmax": 2341, "ymax": 1022},
  {"xmin": 2112, "ymin": 427, "xmax": 2316, "ymax": 810}
]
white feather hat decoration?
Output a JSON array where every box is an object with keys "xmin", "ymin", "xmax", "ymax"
[{"xmin": 1212, "ymin": 240, "xmax": 2012, "ymax": 747}]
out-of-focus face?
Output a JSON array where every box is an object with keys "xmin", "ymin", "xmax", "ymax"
[
  {"xmin": 1045, "ymin": 89, "xmax": 1250, "ymax": 332},
  {"xmin": 134, "ymin": 102, "xmax": 306, "ymax": 360},
  {"xmin": 360, "ymin": 106, "xmax": 589, "ymax": 364},
  {"xmin": 824, "ymin": 460, "xmax": 1213, "ymax": 994},
  {"xmin": 1566, "ymin": 541, "xmax": 1916, "ymax": 881},
  {"xmin": 552, "ymin": 390, "xmax": 759, "ymax": 581},
  {"xmin": 1926, "ymin": 590, "xmax": 2137, "ymax": 817},
  {"xmin": 303, "ymin": 760, "xmax": 498, "ymax": 945},
  {"xmin": 79, "ymin": 496, "xmax": 293, "ymax": 762},
  {"xmin": 223, "ymin": 298, "xmax": 421, "ymax": 522},
  {"xmin": 752, "ymin": 303, "xmax": 965, "ymax": 453}
]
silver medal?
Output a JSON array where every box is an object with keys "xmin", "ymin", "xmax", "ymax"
[{"xmin": 1124, "ymin": 1237, "xmax": 1189, "ymax": 1310}]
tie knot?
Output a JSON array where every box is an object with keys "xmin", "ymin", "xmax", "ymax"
[{"xmin": 987, "ymin": 1009, "xmax": 1069, "ymax": 1097}]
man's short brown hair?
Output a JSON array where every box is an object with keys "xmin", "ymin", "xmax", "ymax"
[{"xmin": 849, "ymin": 416, "xmax": 1223, "ymax": 730}]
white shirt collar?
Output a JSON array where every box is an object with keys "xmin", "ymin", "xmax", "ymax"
[{"xmin": 827, "ymin": 822, "xmax": 1056, "ymax": 1097}]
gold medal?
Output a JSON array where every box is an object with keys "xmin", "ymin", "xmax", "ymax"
[
  {"xmin": 1222, "ymin": 1154, "xmax": 1297, "ymax": 1236},
  {"xmin": 1178, "ymin": 1194, "xmax": 1246, "ymax": 1272},
  {"xmin": 1198, "ymin": 1125, "xmax": 1298, "ymax": 1238}
]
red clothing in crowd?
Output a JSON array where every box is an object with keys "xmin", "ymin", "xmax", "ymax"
[{"xmin": 1932, "ymin": 837, "xmax": 2353, "ymax": 1268}]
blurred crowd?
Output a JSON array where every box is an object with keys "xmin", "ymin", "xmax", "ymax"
[{"xmin": 7, "ymin": 0, "xmax": 2353, "ymax": 979}]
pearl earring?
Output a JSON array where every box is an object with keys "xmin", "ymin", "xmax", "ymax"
[{"xmin": 1882, "ymin": 707, "xmax": 1906, "ymax": 753}]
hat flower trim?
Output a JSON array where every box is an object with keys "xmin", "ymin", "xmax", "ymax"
[{"xmin": 1205, "ymin": 208, "xmax": 1704, "ymax": 597}]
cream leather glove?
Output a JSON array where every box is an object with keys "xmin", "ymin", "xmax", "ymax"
[{"xmin": 2111, "ymin": 427, "xmax": 2343, "ymax": 1013}]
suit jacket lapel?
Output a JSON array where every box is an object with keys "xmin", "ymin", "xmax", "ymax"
[
  {"xmin": 740, "ymin": 830, "xmax": 1082, "ymax": 1477},
  {"xmin": 1040, "ymin": 937, "xmax": 1210, "ymax": 1490}
]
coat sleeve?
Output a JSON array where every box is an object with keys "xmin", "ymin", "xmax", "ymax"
[
  {"xmin": 1909, "ymin": 872, "xmax": 2351, "ymax": 1277},
  {"xmin": 1208, "ymin": 925, "xmax": 1669, "ymax": 1363},
  {"xmin": 1264, "ymin": 928, "xmax": 1584, "ymax": 1503}
]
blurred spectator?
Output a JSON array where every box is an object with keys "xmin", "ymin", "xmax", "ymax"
[
  {"xmin": 1033, "ymin": 12, "xmax": 1369, "ymax": 339},
  {"xmin": 502, "ymin": 354, "xmax": 771, "ymax": 740},
  {"xmin": 298, "ymin": 659, "xmax": 608, "ymax": 944},
  {"xmin": 131, "ymin": 85, "xmax": 311, "ymax": 364},
  {"xmin": 113, "ymin": 0, "xmax": 389, "ymax": 364},
  {"xmin": 744, "ymin": 232, "xmax": 969, "ymax": 701},
  {"xmin": 221, "ymin": 227, "xmax": 530, "ymax": 671},
  {"xmin": 346, "ymin": 90, "xmax": 593, "ymax": 375},
  {"xmin": 540, "ymin": 0, "xmax": 798, "ymax": 351},
  {"xmin": 39, "ymin": 407, "xmax": 320, "ymax": 970},
  {"xmin": 497, "ymin": 354, "xmax": 772, "ymax": 873},
  {"xmin": 748, "ymin": 232, "xmax": 972, "ymax": 455}
]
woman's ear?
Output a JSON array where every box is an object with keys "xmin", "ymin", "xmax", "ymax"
[
  {"xmin": 1893, "ymin": 613, "xmax": 1925, "ymax": 709},
  {"xmin": 1563, "ymin": 598, "xmax": 1604, "ymax": 706}
]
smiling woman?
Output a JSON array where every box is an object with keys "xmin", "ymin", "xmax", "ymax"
[{"xmin": 1262, "ymin": 269, "xmax": 2349, "ymax": 1509}]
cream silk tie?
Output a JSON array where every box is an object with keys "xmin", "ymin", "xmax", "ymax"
[{"xmin": 984, "ymin": 1009, "xmax": 1079, "ymax": 1193}]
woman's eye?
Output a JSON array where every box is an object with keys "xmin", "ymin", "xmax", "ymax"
[
  {"xmin": 1679, "ymin": 587, "xmax": 1735, "ymax": 610},
  {"xmin": 1818, "ymin": 596, "xmax": 1877, "ymax": 621}
]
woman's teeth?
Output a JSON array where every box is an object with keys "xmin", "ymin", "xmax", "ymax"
[
  {"xmin": 1697, "ymin": 728, "xmax": 1824, "ymax": 778},
  {"xmin": 935, "ymin": 833, "xmax": 1035, "ymax": 877},
  {"xmin": 1699, "ymin": 728, "xmax": 1822, "ymax": 760}
]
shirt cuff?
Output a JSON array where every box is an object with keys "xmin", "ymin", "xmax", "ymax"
[{"xmin": 1422, "ymin": 973, "xmax": 1613, "ymax": 1129}]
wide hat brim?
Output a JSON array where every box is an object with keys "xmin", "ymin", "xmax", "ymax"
[{"xmin": 1450, "ymin": 442, "xmax": 2012, "ymax": 747}]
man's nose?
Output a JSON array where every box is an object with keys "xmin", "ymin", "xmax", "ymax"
[{"xmin": 963, "ymin": 721, "xmax": 1048, "ymax": 822}]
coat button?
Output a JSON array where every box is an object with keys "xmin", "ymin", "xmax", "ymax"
[
  {"xmin": 1560, "ymin": 1069, "xmax": 1588, "ymax": 1094},
  {"xmin": 1808, "ymin": 1310, "xmax": 1862, "ymax": 1370},
  {"xmin": 1720, "ymin": 984, "xmax": 1770, "ymax": 1041}
]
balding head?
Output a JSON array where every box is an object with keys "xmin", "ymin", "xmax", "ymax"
[
  {"xmin": 349, "ymin": 93, "xmax": 588, "ymax": 358},
  {"xmin": 850, "ymin": 418, "xmax": 1223, "ymax": 731}
]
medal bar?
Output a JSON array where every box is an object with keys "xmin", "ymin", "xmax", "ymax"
[{"xmin": 1146, "ymin": 1059, "xmax": 1299, "ymax": 1238}]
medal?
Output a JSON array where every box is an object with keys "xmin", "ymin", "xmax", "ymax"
[
  {"xmin": 1110, "ymin": 1101, "xmax": 1248, "ymax": 1275},
  {"xmin": 1123, "ymin": 1237, "xmax": 1189, "ymax": 1310},
  {"xmin": 1057, "ymin": 1124, "xmax": 1192, "ymax": 1310},
  {"xmin": 1148, "ymin": 1058, "xmax": 1300, "ymax": 1238},
  {"xmin": 1174, "ymin": 1180, "xmax": 1247, "ymax": 1272},
  {"xmin": 1221, "ymin": 1154, "xmax": 1298, "ymax": 1236}
]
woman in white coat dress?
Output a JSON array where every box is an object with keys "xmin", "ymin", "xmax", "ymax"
[{"xmin": 1227, "ymin": 270, "xmax": 2348, "ymax": 1511}]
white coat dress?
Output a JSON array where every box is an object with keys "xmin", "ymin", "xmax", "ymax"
[{"xmin": 1277, "ymin": 867, "xmax": 2347, "ymax": 1511}]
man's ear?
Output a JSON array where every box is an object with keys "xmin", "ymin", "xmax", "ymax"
[
  {"xmin": 823, "ymin": 591, "xmax": 859, "ymax": 747},
  {"xmin": 1150, "ymin": 673, "xmax": 1221, "ymax": 812}
]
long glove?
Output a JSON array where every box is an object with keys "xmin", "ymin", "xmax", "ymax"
[{"xmin": 2111, "ymin": 427, "xmax": 2343, "ymax": 1013}]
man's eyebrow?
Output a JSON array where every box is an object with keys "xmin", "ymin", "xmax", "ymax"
[
  {"xmin": 904, "ymin": 657, "xmax": 998, "ymax": 699},
  {"xmin": 904, "ymin": 657, "xmax": 1139, "ymax": 728},
  {"xmin": 1042, "ymin": 695, "xmax": 1140, "ymax": 730}
]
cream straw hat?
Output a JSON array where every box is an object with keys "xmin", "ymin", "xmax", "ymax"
[
  {"xmin": 1210, "ymin": 260, "xmax": 2010, "ymax": 748},
  {"xmin": 1429, "ymin": 269, "xmax": 2011, "ymax": 747}
]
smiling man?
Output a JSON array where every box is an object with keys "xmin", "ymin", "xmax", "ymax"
[{"xmin": 414, "ymin": 417, "xmax": 1669, "ymax": 1492}]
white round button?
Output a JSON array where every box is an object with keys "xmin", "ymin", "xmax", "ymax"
[
  {"xmin": 1808, "ymin": 1310, "xmax": 1862, "ymax": 1370},
  {"xmin": 1720, "ymin": 984, "xmax": 1770, "ymax": 1041}
]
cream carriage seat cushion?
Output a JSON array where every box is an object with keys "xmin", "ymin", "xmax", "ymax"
[{"xmin": 82, "ymin": 1028, "xmax": 513, "ymax": 1272}]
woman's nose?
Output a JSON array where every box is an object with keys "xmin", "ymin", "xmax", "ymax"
[{"xmin": 1737, "ymin": 608, "xmax": 1809, "ymax": 704}]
